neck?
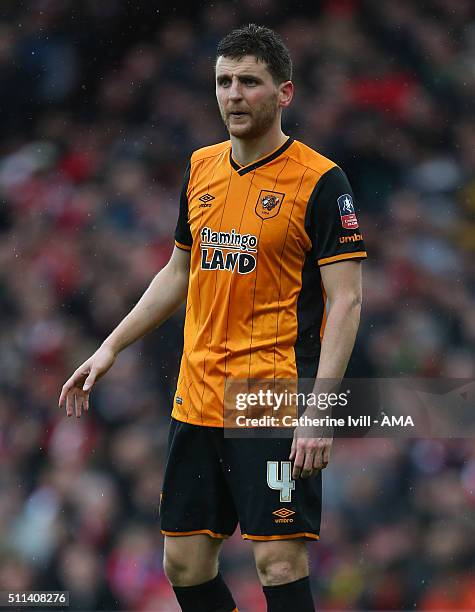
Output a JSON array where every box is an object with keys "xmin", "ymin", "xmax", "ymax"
[{"xmin": 231, "ymin": 126, "xmax": 288, "ymax": 167}]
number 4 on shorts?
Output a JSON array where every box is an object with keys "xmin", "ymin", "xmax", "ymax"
[{"xmin": 267, "ymin": 461, "xmax": 295, "ymax": 502}]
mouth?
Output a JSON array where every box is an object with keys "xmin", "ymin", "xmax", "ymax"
[{"xmin": 229, "ymin": 111, "xmax": 248, "ymax": 118}]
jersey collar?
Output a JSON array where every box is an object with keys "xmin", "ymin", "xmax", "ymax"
[{"xmin": 229, "ymin": 137, "xmax": 294, "ymax": 176}]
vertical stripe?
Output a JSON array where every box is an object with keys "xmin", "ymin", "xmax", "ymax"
[
  {"xmin": 197, "ymin": 164, "xmax": 233, "ymax": 422},
  {"xmin": 222, "ymin": 170, "xmax": 257, "ymax": 383},
  {"xmin": 183, "ymin": 157, "xmax": 216, "ymax": 421},
  {"xmin": 273, "ymin": 166, "xmax": 309, "ymax": 379},
  {"xmin": 248, "ymin": 157, "xmax": 290, "ymax": 379}
]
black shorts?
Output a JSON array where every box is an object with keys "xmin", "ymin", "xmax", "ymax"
[{"xmin": 160, "ymin": 418, "xmax": 322, "ymax": 542}]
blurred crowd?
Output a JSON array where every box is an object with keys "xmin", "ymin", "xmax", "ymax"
[{"xmin": 0, "ymin": 0, "xmax": 474, "ymax": 609}]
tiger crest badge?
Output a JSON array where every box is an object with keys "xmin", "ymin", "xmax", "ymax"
[{"xmin": 255, "ymin": 190, "xmax": 285, "ymax": 220}]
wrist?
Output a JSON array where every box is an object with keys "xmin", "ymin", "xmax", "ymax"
[{"xmin": 101, "ymin": 338, "xmax": 121, "ymax": 356}]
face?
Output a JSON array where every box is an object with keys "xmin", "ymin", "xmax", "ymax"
[{"xmin": 215, "ymin": 55, "xmax": 292, "ymax": 140}]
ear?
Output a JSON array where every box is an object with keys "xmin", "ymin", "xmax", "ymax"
[{"xmin": 278, "ymin": 81, "xmax": 294, "ymax": 108}]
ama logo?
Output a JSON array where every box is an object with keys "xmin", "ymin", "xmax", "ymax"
[{"xmin": 337, "ymin": 194, "xmax": 359, "ymax": 229}]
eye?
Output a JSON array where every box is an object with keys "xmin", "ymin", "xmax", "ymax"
[
  {"xmin": 218, "ymin": 77, "xmax": 231, "ymax": 87},
  {"xmin": 243, "ymin": 78, "xmax": 257, "ymax": 86}
]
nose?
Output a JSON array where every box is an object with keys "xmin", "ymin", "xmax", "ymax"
[{"xmin": 228, "ymin": 77, "xmax": 243, "ymax": 100}]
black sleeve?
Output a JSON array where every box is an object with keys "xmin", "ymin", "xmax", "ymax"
[
  {"xmin": 305, "ymin": 166, "xmax": 367, "ymax": 266},
  {"xmin": 174, "ymin": 161, "xmax": 192, "ymax": 250}
]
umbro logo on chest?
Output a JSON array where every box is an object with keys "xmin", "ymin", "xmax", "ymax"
[{"xmin": 199, "ymin": 193, "xmax": 215, "ymax": 208}]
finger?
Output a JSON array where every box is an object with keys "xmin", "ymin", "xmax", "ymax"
[
  {"xmin": 313, "ymin": 450, "xmax": 324, "ymax": 470},
  {"xmin": 66, "ymin": 392, "xmax": 74, "ymax": 417},
  {"xmin": 322, "ymin": 442, "xmax": 331, "ymax": 466},
  {"xmin": 78, "ymin": 391, "xmax": 89, "ymax": 413},
  {"xmin": 59, "ymin": 382, "xmax": 72, "ymax": 408},
  {"xmin": 78, "ymin": 394, "xmax": 85, "ymax": 417},
  {"xmin": 74, "ymin": 394, "xmax": 81, "ymax": 418},
  {"xmin": 301, "ymin": 447, "xmax": 316, "ymax": 478},
  {"xmin": 314, "ymin": 441, "xmax": 328, "ymax": 470},
  {"xmin": 83, "ymin": 369, "xmax": 96, "ymax": 392},
  {"xmin": 316, "ymin": 441, "xmax": 332, "ymax": 470},
  {"xmin": 292, "ymin": 446, "xmax": 305, "ymax": 479},
  {"xmin": 79, "ymin": 394, "xmax": 87, "ymax": 417},
  {"xmin": 289, "ymin": 436, "xmax": 296, "ymax": 461}
]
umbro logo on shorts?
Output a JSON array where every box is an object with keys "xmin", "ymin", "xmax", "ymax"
[
  {"xmin": 273, "ymin": 508, "xmax": 295, "ymax": 518},
  {"xmin": 272, "ymin": 508, "xmax": 295, "ymax": 523}
]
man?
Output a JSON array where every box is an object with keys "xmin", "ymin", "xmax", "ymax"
[{"xmin": 59, "ymin": 24, "xmax": 366, "ymax": 612}]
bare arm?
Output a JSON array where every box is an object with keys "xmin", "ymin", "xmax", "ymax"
[
  {"xmin": 59, "ymin": 246, "xmax": 190, "ymax": 415},
  {"xmin": 291, "ymin": 260, "xmax": 363, "ymax": 478},
  {"xmin": 316, "ymin": 259, "xmax": 362, "ymax": 379}
]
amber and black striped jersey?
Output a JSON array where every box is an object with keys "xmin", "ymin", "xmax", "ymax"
[{"xmin": 172, "ymin": 137, "xmax": 367, "ymax": 426}]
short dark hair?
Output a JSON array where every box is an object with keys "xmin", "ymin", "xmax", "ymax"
[{"xmin": 216, "ymin": 23, "xmax": 292, "ymax": 84}]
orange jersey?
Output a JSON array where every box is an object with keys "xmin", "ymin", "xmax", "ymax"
[{"xmin": 173, "ymin": 138, "xmax": 366, "ymax": 426}]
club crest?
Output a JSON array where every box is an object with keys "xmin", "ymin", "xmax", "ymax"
[{"xmin": 255, "ymin": 190, "xmax": 285, "ymax": 220}]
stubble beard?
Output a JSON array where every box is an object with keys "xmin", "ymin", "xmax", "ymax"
[{"xmin": 221, "ymin": 94, "xmax": 279, "ymax": 140}]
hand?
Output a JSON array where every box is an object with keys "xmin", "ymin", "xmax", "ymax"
[
  {"xmin": 289, "ymin": 424, "xmax": 333, "ymax": 479},
  {"xmin": 58, "ymin": 344, "xmax": 117, "ymax": 417}
]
